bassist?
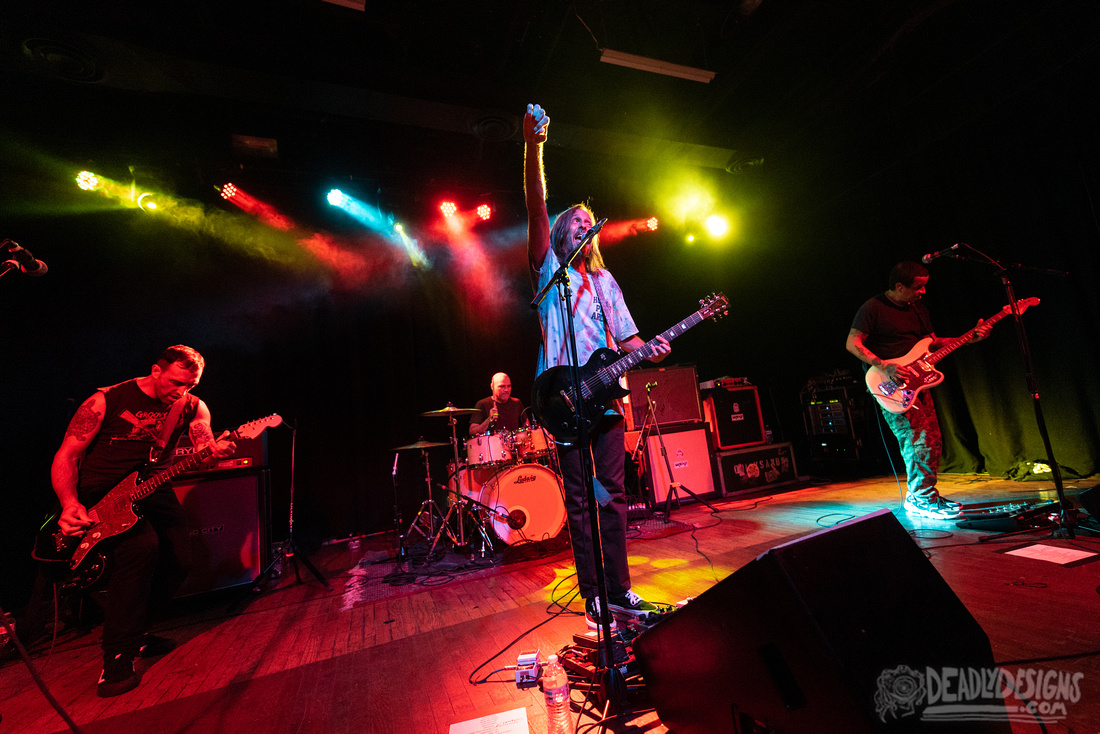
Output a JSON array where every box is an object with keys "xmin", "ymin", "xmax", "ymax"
[
  {"xmin": 846, "ymin": 262, "xmax": 990, "ymax": 520},
  {"xmin": 51, "ymin": 345, "xmax": 235, "ymax": 697},
  {"xmin": 524, "ymin": 102, "xmax": 669, "ymax": 629}
]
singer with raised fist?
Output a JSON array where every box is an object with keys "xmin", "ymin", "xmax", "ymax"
[
  {"xmin": 523, "ymin": 102, "xmax": 670, "ymax": 630},
  {"xmin": 469, "ymin": 373, "xmax": 525, "ymax": 435},
  {"xmin": 845, "ymin": 261, "xmax": 991, "ymax": 521}
]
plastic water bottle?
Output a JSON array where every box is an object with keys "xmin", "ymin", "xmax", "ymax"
[{"xmin": 543, "ymin": 654, "xmax": 571, "ymax": 733}]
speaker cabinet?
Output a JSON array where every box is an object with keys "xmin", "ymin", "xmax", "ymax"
[
  {"xmin": 642, "ymin": 423, "xmax": 716, "ymax": 505},
  {"xmin": 634, "ymin": 509, "xmax": 1008, "ymax": 733},
  {"xmin": 173, "ymin": 470, "xmax": 270, "ymax": 597},
  {"xmin": 624, "ymin": 365, "xmax": 701, "ymax": 430},
  {"xmin": 702, "ymin": 385, "xmax": 766, "ymax": 449}
]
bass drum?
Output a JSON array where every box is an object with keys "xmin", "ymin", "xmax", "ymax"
[
  {"xmin": 446, "ymin": 462, "xmax": 496, "ymax": 506},
  {"xmin": 476, "ymin": 464, "xmax": 566, "ymax": 546}
]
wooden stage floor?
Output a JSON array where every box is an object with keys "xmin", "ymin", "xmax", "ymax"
[{"xmin": 3, "ymin": 472, "xmax": 1100, "ymax": 733}]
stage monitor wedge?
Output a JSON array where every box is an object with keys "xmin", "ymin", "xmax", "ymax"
[{"xmin": 633, "ymin": 509, "xmax": 1009, "ymax": 733}]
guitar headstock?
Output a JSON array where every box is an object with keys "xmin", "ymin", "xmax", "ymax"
[
  {"xmin": 1015, "ymin": 297, "xmax": 1040, "ymax": 314},
  {"xmin": 233, "ymin": 414, "xmax": 284, "ymax": 440},
  {"xmin": 699, "ymin": 292, "xmax": 729, "ymax": 321}
]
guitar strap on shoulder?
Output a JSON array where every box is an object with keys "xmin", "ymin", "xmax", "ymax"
[
  {"xmin": 591, "ymin": 270, "xmax": 617, "ymax": 350},
  {"xmin": 150, "ymin": 394, "xmax": 196, "ymax": 466}
]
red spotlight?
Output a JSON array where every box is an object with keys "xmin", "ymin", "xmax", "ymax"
[
  {"xmin": 476, "ymin": 204, "xmax": 491, "ymax": 221},
  {"xmin": 221, "ymin": 183, "xmax": 238, "ymax": 201},
  {"xmin": 647, "ymin": 217, "xmax": 659, "ymax": 231},
  {"xmin": 440, "ymin": 201, "xmax": 457, "ymax": 217}
]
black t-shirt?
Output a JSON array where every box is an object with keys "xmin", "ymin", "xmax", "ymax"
[
  {"xmin": 78, "ymin": 380, "xmax": 197, "ymax": 502},
  {"xmin": 850, "ymin": 293, "xmax": 934, "ymax": 361},
  {"xmin": 471, "ymin": 396, "xmax": 525, "ymax": 433}
]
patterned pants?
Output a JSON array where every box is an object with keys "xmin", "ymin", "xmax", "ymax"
[{"xmin": 879, "ymin": 390, "xmax": 942, "ymax": 501}]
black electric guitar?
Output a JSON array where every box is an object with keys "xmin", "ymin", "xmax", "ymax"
[
  {"xmin": 532, "ymin": 293, "xmax": 728, "ymax": 443},
  {"xmin": 33, "ymin": 414, "xmax": 282, "ymax": 590},
  {"xmin": 866, "ymin": 298, "xmax": 1039, "ymax": 413}
]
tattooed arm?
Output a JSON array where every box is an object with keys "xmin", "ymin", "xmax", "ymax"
[
  {"xmin": 189, "ymin": 399, "xmax": 236, "ymax": 460},
  {"xmin": 51, "ymin": 392, "xmax": 106, "ymax": 535}
]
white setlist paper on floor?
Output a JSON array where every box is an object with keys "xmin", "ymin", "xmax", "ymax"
[
  {"xmin": 449, "ymin": 707, "xmax": 529, "ymax": 734},
  {"xmin": 1006, "ymin": 544, "xmax": 1097, "ymax": 565}
]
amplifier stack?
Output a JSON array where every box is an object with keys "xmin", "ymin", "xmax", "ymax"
[{"xmin": 625, "ymin": 371, "xmax": 798, "ymax": 506}]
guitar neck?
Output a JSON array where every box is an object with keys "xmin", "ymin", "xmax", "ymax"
[
  {"xmin": 925, "ymin": 308, "xmax": 1011, "ymax": 365},
  {"xmin": 129, "ymin": 445, "xmax": 216, "ymax": 503},
  {"xmin": 602, "ymin": 309, "xmax": 708, "ymax": 382}
]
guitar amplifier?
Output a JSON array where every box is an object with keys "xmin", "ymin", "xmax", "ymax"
[
  {"xmin": 624, "ymin": 365, "xmax": 702, "ymax": 431},
  {"xmin": 702, "ymin": 385, "xmax": 766, "ymax": 450},
  {"xmin": 173, "ymin": 470, "xmax": 270, "ymax": 597},
  {"xmin": 172, "ymin": 432, "xmax": 269, "ymax": 477}
]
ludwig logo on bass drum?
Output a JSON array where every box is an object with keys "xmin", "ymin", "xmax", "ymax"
[{"xmin": 514, "ymin": 474, "xmax": 537, "ymax": 484}]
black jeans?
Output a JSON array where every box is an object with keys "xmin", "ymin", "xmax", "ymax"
[
  {"xmin": 99, "ymin": 488, "xmax": 191, "ymax": 659},
  {"xmin": 557, "ymin": 419, "xmax": 631, "ymax": 600}
]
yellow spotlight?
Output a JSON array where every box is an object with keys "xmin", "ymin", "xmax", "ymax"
[
  {"xmin": 686, "ymin": 234, "xmax": 696, "ymax": 243},
  {"xmin": 137, "ymin": 192, "xmax": 158, "ymax": 212},
  {"xmin": 705, "ymin": 215, "xmax": 728, "ymax": 237}
]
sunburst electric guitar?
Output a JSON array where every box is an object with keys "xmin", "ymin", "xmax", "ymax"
[
  {"xmin": 532, "ymin": 293, "xmax": 728, "ymax": 443},
  {"xmin": 866, "ymin": 298, "xmax": 1039, "ymax": 413},
  {"xmin": 33, "ymin": 414, "xmax": 283, "ymax": 590}
]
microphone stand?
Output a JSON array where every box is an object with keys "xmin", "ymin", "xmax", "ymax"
[
  {"xmin": 639, "ymin": 382, "xmax": 717, "ymax": 517},
  {"xmin": 530, "ymin": 222, "xmax": 624, "ymax": 711},
  {"xmin": 944, "ymin": 245, "xmax": 1094, "ymax": 541}
]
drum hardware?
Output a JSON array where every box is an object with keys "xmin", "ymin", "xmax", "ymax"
[
  {"xmin": 395, "ymin": 438, "xmax": 452, "ymax": 552},
  {"xmin": 420, "ymin": 402, "xmax": 484, "ymax": 552}
]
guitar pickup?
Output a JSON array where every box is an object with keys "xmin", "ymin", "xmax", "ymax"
[{"xmin": 559, "ymin": 389, "xmax": 576, "ymax": 415}]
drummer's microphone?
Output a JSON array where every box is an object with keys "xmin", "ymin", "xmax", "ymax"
[{"xmin": 392, "ymin": 453, "xmax": 399, "ymax": 477}]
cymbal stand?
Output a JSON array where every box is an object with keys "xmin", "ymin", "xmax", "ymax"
[{"xmin": 405, "ymin": 445, "xmax": 448, "ymax": 551}]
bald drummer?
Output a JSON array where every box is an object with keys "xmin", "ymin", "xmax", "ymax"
[{"xmin": 469, "ymin": 373, "xmax": 526, "ymax": 435}]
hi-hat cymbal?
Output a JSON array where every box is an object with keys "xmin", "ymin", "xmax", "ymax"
[
  {"xmin": 420, "ymin": 405, "xmax": 478, "ymax": 417},
  {"xmin": 393, "ymin": 439, "xmax": 451, "ymax": 450}
]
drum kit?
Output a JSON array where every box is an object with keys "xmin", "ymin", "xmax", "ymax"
[{"xmin": 393, "ymin": 403, "xmax": 566, "ymax": 557}]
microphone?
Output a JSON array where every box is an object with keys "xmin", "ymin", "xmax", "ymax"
[
  {"xmin": 921, "ymin": 243, "xmax": 961, "ymax": 265},
  {"xmin": 579, "ymin": 218, "xmax": 608, "ymax": 247},
  {"xmin": 392, "ymin": 453, "xmax": 399, "ymax": 477},
  {"xmin": 2, "ymin": 240, "xmax": 48, "ymax": 276}
]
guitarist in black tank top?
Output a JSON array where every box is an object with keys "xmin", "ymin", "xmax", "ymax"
[
  {"xmin": 846, "ymin": 262, "xmax": 991, "ymax": 521},
  {"xmin": 50, "ymin": 345, "xmax": 236, "ymax": 697}
]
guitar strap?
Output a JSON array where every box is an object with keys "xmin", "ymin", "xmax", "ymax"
[
  {"xmin": 149, "ymin": 394, "xmax": 196, "ymax": 466},
  {"xmin": 590, "ymin": 270, "xmax": 618, "ymax": 350}
]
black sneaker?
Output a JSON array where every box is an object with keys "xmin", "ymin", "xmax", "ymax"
[
  {"xmin": 139, "ymin": 633, "xmax": 176, "ymax": 658},
  {"xmin": 97, "ymin": 653, "xmax": 138, "ymax": 698},
  {"xmin": 584, "ymin": 597, "xmax": 617, "ymax": 630},
  {"xmin": 608, "ymin": 590, "xmax": 659, "ymax": 622}
]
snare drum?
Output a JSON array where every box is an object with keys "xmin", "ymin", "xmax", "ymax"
[
  {"xmin": 465, "ymin": 431, "xmax": 514, "ymax": 468},
  {"xmin": 446, "ymin": 462, "xmax": 496, "ymax": 506},
  {"xmin": 476, "ymin": 464, "xmax": 566, "ymax": 545},
  {"xmin": 512, "ymin": 425, "xmax": 552, "ymax": 461}
]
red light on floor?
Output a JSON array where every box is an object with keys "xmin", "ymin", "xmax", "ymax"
[
  {"xmin": 476, "ymin": 204, "xmax": 491, "ymax": 221},
  {"xmin": 440, "ymin": 201, "xmax": 457, "ymax": 217}
]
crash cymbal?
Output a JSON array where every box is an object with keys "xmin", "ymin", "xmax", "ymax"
[
  {"xmin": 420, "ymin": 405, "xmax": 478, "ymax": 417},
  {"xmin": 392, "ymin": 439, "xmax": 451, "ymax": 450}
]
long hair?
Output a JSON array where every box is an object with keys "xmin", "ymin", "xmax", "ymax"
[{"xmin": 550, "ymin": 204, "xmax": 606, "ymax": 271}]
